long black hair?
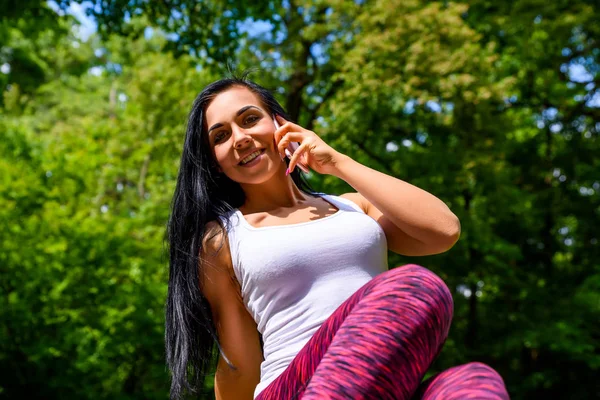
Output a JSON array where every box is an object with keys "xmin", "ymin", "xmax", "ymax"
[{"xmin": 165, "ymin": 75, "xmax": 315, "ymax": 399}]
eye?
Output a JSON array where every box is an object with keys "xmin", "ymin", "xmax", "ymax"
[
  {"xmin": 244, "ymin": 114, "xmax": 260, "ymax": 125},
  {"xmin": 214, "ymin": 130, "xmax": 228, "ymax": 143}
]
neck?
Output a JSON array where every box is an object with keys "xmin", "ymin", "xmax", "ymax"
[{"xmin": 239, "ymin": 169, "xmax": 310, "ymax": 213}]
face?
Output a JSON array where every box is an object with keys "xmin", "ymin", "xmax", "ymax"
[{"xmin": 205, "ymin": 86, "xmax": 281, "ymax": 184}]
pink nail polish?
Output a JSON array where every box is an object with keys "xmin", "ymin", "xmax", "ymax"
[{"xmin": 285, "ymin": 168, "xmax": 290, "ymax": 176}]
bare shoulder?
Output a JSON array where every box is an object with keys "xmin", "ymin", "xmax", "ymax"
[
  {"xmin": 203, "ymin": 220, "xmax": 227, "ymax": 254},
  {"xmin": 339, "ymin": 192, "xmax": 369, "ymax": 213},
  {"xmin": 200, "ymin": 220, "xmax": 236, "ymax": 299}
]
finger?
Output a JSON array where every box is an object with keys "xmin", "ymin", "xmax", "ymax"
[
  {"xmin": 275, "ymin": 127, "xmax": 290, "ymax": 159},
  {"xmin": 285, "ymin": 146, "xmax": 309, "ymax": 173},
  {"xmin": 276, "ymin": 135, "xmax": 286, "ymax": 160},
  {"xmin": 274, "ymin": 138, "xmax": 285, "ymax": 161},
  {"xmin": 273, "ymin": 117, "xmax": 295, "ymax": 143},
  {"xmin": 274, "ymin": 123, "xmax": 297, "ymax": 158},
  {"xmin": 274, "ymin": 116, "xmax": 305, "ymax": 143},
  {"xmin": 288, "ymin": 142, "xmax": 311, "ymax": 174},
  {"xmin": 277, "ymin": 131, "xmax": 306, "ymax": 158},
  {"xmin": 275, "ymin": 114, "xmax": 288, "ymax": 126},
  {"xmin": 273, "ymin": 120, "xmax": 285, "ymax": 146}
]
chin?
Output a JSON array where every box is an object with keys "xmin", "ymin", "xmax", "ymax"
[{"xmin": 225, "ymin": 163, "xmax": 279, "ymax": 185}]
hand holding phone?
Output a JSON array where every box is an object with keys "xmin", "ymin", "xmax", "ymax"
[{"xmin": 274, "ymin": 117, "xmax": 310, "ymax": 173}]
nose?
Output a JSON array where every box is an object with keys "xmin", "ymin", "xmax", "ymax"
[{"xmin": 232, "ymin": 125, "xmax": 252, "ymax": 149}]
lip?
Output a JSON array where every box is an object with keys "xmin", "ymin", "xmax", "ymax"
[{"xmin": 238, "ymin": 148, "xmax": 265, "ymax": 165}]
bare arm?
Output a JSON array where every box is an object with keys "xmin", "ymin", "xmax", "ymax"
[
  {"xmin": 335, "ymin": 157, "xmax": 460, "ymax": 256},
  {"xmin": 201, "ymin": 222, "xmax": 263, "ymax": 400},
  {"xmin": 273, "ymin": 116, "xmax": 459, "ymax": 256}
]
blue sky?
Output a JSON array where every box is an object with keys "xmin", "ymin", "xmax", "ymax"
[{"xmin": 47, "ymin": 1, "xmax": 97, "ymax": 40}]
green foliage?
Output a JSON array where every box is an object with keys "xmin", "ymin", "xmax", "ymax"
[
  {"xmin": 0, "ymin": 23, "xmax": 216, "ymax": 399},
  {"xmin": 1, "ymin": 0, "xmax": 599, "ymax": 399}
]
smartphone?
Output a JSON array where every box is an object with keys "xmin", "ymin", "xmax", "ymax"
[{"xmin": 273, "ymin": 117, "xmax": 310, "ymax": 173}]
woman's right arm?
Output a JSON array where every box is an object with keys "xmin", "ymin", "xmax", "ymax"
[{"xmin": 201, "ymin": 222, "xmax": 263, "ymax": 400}]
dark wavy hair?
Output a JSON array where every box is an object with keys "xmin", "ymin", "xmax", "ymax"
[{"xmin": 165, "ymin": 75, "xmax": 315, "ymax": 399}]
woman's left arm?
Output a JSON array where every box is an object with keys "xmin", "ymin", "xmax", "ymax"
[
  {"xmin": 274, "ymin": 115, "xmax": 460, "ymax": 256},
  {"xmin": 333, "ymin": 156, "xmax": 460, "ymax": 256}
]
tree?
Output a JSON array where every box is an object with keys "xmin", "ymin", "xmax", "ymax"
[
  {"xmin": 3, "ymin": 0, "xmax": 599, "ymax": 398},
  {"xmin": 0, "ymin": 26, "xmax": 216, "ymax": 398}
]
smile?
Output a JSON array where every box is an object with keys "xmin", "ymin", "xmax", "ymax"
[{"xmin": 239, "ymin": 149, "xmax": 265, "ymax": 165}]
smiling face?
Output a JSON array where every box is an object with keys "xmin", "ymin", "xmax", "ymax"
[{"xmin": 204, "ymin": 86, "xmax": 282, "ymax": 185}]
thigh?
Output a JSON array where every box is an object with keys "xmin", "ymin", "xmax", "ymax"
[
  {"xmin": 301, "ymin": 265, "xmax": 453, "ymax": 400},
  {"xmin": 255, "ymin": 268, "xmax": 378, "ymax": 400},
  {"xmin": 413, "ymin": 362, "xmax": 510, "ymax": 400},
  {"xmin": 256, "ymin": 264, "xmax": 453, "ymax": 400}
]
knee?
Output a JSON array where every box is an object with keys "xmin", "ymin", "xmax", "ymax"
[
  {"xmin": 421, "ymin": 362, "xmax": 510, "ymax": 400},
  {"xmin": 382, "ymin": 264, "xmax": 453, "ymax": 305},
  {"xmin": 459, "ymin": 362, "xmax": 507, "ymax": 387},
  {"xmin": 373, "ymin": 264, "xmax": 454, "ymax": 321}
]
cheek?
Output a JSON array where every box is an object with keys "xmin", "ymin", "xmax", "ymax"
[
  {"xmin": 213, "ymin": 147, "xmax": 230, "ymax": 167},
  {"xmin": 255, "ymin": 127, "xmax": 275, "ymax": 146},
  {"xmin": 252, "ymin": 118, "xmax": 276, "ymax": 137}
]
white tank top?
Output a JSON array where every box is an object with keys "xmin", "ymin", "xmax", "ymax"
[{"xmin": 219, "ymin": 193, "xmax": 388, "ymax": 398}]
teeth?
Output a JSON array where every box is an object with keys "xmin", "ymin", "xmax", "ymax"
[{"xmin": 240, "ymin": 150, "xmax": 261, "ymax": 164}]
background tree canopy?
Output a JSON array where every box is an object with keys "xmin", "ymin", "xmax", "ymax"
[{"xmin": 1, "ymin": 1, "xmax": 598, "ymax": 399}]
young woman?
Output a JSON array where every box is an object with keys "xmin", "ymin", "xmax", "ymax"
[{"xmin": 166, "ymin": 77, "xmax": 510, "ymax": 400}]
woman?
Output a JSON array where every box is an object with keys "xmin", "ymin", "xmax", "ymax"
[{"xmin": 166, "ymin": 76, "xmax": 509, "ymax": 400}]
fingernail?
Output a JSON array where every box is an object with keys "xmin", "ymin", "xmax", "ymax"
[{"xmin": 285, "ymin": 168, "xmax": 290, "ymax": 176}]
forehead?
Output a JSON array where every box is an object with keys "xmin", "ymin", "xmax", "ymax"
[{"xmin": 205, "ymin": 86, "xmax": 264, "ymax": 125}]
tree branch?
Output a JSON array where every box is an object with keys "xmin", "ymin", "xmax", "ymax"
[
  {"xmin": 305, "ymin": 79, "xmax": 344, "ymax": 131},
  {"xmin": 351, "ymin": 139, "xmax": 394, "ymax": 175}
]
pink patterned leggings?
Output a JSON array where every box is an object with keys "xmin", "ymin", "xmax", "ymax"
[{"xmin": 256, "ymin": 264, "xmax": 509, "ymax": 400}]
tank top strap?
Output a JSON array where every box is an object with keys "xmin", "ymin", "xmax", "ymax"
[
  {"xmin": 317, "ymin": 192, "xmax": 365, "ymax": 214},
  {"xmin": 217, "ymin": 210, "xmax": 245, "ymax": 285}
]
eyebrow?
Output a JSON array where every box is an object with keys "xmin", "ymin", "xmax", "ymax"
[{"xmin": 207, "ymin": 105, "xmax": 263, "ymax": 134}]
